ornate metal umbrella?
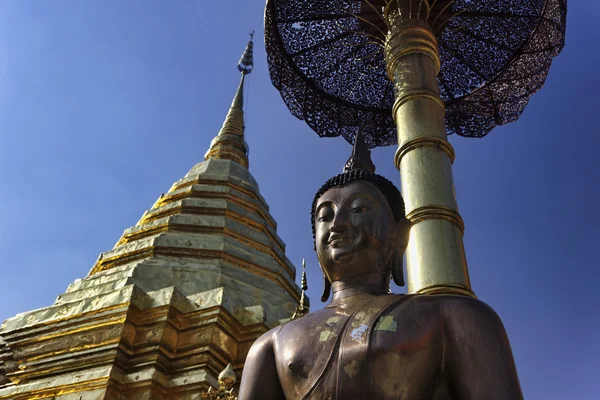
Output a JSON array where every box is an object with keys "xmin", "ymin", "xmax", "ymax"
[
  {"xmin": 265, "ymin": 0, "xmax": 567, "ymax": 147},
  {"xmin": 264, "ymin": 0, "xmax": 567, "ymax": 298}
]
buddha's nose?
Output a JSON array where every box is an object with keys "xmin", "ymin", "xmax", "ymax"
[{"xmin": 331, "ymin": 211, "xmax": 350, "ymax": 231}]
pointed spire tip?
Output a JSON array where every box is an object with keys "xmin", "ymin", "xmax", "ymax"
[{"xmin": 204, "ymin": 33, "xmax": 254, "ymax": 168}]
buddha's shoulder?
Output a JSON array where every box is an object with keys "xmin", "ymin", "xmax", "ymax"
[{"xmin": 387, "ymin": 294, "xmax": 501, "ymax": 325}]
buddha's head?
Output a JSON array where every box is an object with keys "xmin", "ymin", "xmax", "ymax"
[{"xmin": 311, "ymin": 130, "xmax": 411, "ymax": 302}]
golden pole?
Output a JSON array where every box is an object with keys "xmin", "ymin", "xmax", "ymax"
[{"xmin": 384, "ymin": 1, "xmax": 474, "ymax": 297}]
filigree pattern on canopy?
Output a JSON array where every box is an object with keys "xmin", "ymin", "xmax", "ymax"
[{"xmin": 265, "ymin": 0, "xmax": 567, "ymax": 148}]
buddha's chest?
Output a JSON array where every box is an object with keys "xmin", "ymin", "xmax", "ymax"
[{"xmin": 275, "ymin": 310, "xmax": 444, "ymax": 400}]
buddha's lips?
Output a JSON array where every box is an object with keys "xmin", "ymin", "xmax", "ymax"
[{"xmin": 328, "ymin": 235, "xmax": 352, "ymax": 246}]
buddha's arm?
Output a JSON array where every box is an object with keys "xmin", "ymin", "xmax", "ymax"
[
  {"xmin": 442, "ymin": 297, "xmax": 524, "ymax": 400},
  {"xmin": 238, "ymin": 330, "xmax": 286, "ymax": 400}
]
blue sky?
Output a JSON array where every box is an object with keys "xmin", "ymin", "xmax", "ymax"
[{"xmin": 0, "ymin": 1, "xmax": 597, "ymax": 398}]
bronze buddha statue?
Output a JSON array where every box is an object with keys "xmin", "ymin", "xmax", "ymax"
[{"xmin": 238, "ymin": 132, "xmax": 523, "ymax": 399}]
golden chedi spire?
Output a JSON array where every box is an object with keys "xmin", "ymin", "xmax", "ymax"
[
  {"xmin": 205, "ymin": 32, "xmax": 254, "ymax": 169},
  {"xmin": 0, "ymin": 31, "xmax": 301, "ymax": 400}
]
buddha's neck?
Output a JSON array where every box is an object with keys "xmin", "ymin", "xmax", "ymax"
[{"xmin": 330, "ymin": 273, "xmax": 389, "ymax": 303}]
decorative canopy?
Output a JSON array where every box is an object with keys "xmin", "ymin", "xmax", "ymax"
[{"xmin": 265, "ymin": 0, "xmax": 567, "ymax": 148}]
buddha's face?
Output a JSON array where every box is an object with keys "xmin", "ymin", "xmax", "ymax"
[{"xmin": 315, "ymin": 180, "xmax": 401, "ymax": 282}]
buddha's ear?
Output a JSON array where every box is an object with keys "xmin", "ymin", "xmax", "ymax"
[
  {"xmin": 398, "ymin": 217, "xmax": 411, "ymax": 250},
  {"xmin": 391, "ymin": 217, "xmax": 411, "ymax": 287},
  {"xmin": 391, "ymin": 253, "xmax": 405, "ymax": 287},
  {"xmin": 321, "ymin": 273, "xmax": 331, "ymax": 302}
]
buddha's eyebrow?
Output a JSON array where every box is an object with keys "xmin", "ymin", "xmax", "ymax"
[
  {"xmin": 340, "ymin": 192, "xmax": 377, "ymax": 205},
  {"xmin": 351, "ymin": 193, "xmax": 376, "ymax": 201}
]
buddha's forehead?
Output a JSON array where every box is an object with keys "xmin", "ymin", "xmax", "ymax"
[{"xmin": 317, "ymin": 180, "xmax": 387, "ymax": 208}]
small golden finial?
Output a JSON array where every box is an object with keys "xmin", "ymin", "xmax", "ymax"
[
  {"xmin": 291, "ymin": 258, "xmax": 309, "ymax": 319},
  {"xmin": 200, "ymin": 363, "xmax": 237, "ymax": 400}
]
